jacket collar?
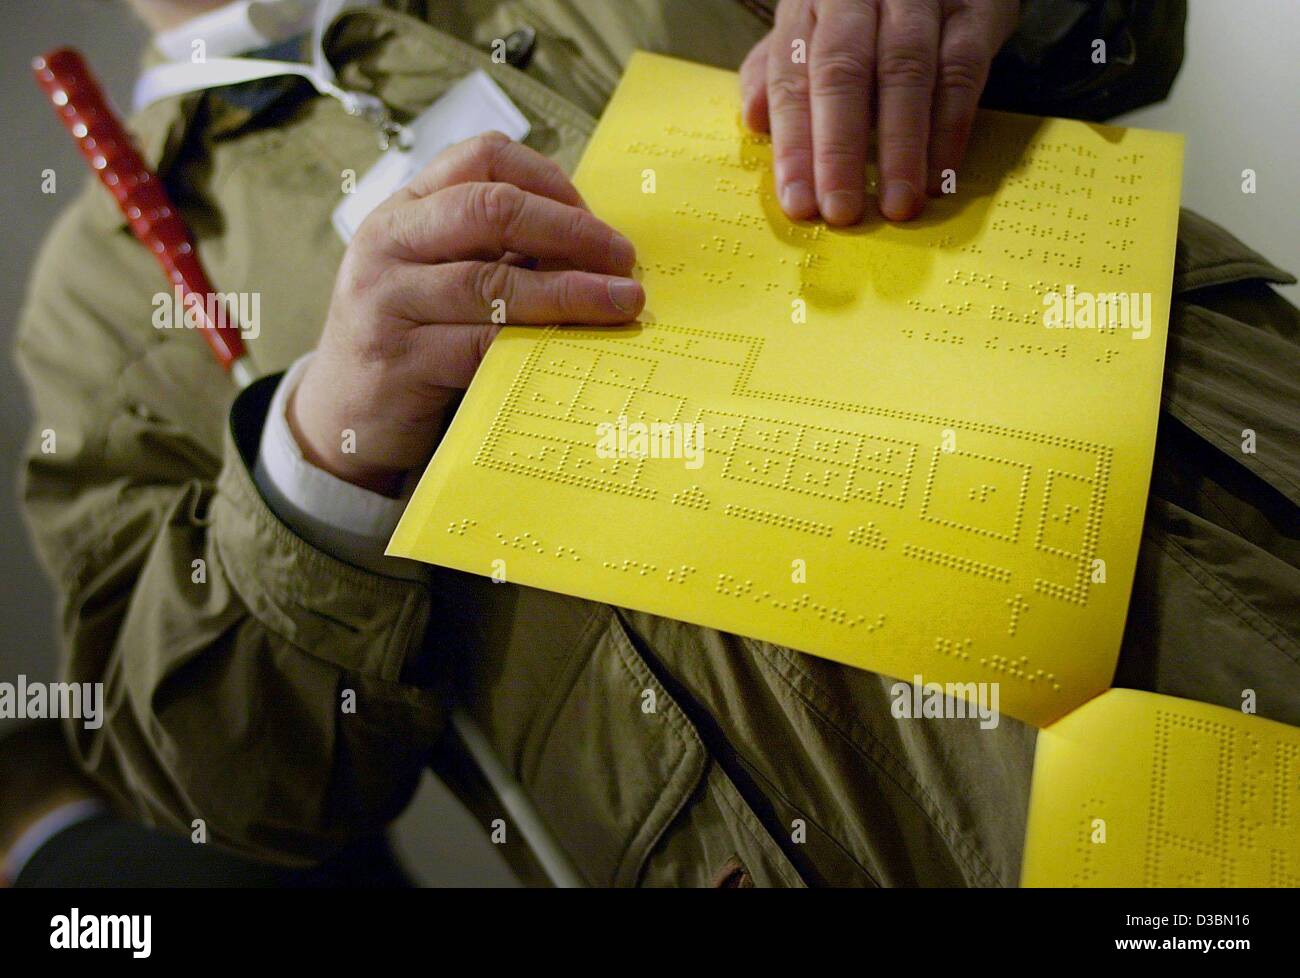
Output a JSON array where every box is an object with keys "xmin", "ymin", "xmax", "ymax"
[{"xmin": 84, "ymin": 26, "xmax": 316, "ymax": 232}]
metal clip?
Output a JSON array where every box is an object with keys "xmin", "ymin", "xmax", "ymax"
[
  {"xmin": 376, "ymin": 116, "xmax": 413, "ymax": 152},
  {"xmin": 341, "ymin": 91, "xmax": 413, "ymax": 152}
]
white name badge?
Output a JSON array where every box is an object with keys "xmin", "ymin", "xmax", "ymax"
[{"xmin": 332, "ymin": 70, "xmax": 530, "ymax": 243}]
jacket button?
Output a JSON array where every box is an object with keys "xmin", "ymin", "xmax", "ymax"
[{"xmin": 501, "ymin": 26, "xmax": 536, "ymax": 69}]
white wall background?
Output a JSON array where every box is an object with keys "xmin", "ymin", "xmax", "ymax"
[{"xmin": 1117, "ymin": 0, "xmax": 1299, "ymax": 298}]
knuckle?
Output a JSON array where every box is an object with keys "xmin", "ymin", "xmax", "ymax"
[
  {"xmin": 549, "ymin": 273, "xmax": 581, "ymax": 314},
  {"xmin": 809, "ymin": 50, "xmax": 872, "ymax": 96},
  {"xmin": 470, "ymin": 181, "xmax": 523, "ymax": 234},
  {"xmin": 471, "ymin": 261, "xmax": 515, "ymax": 311},
  {"xmin": 371, "ymin": 200, "xmax": 434, "ymax": 260},
  {"xmin": 335, "ymin": 274, "xmax": 409, "ymax": 360},
  {"xmin": 939, "ymin": 41, "xmax": 988, "ymax": 91},
  {"xmin": 354, "ymin": 323, "xmax": 409, "ymax": 366},
  {"xmin": 384, "ymin": 204, "xmax": 422, "ymax": 256},
  {"xmin": 565, "ymin": 208, "xmax": 596, "ymax": 248},
  {"xmin": 816, "ymin": 141, "xmax": 865, "ymax": 170},
  {"xmin": 338, "ymin": 236, "xmax": 398, "ymax": 305},
  {"xmin": 879, "ymin": 40, "xmax": 935, "ymax": 88},
  {"xmin": 767, "ymin": 71, "xmax": 809, "ymax": 107}
]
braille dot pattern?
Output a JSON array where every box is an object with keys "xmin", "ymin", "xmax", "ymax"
[
  {"xmin": 976, "ymin": 653, "xmax": 1061, "ymax": 691},
  {"xmin": 902, "ymin": 543, "xmax": 1012, "ymax": 583},
  {"xmin": 715, "ymin": 573, "xmax": 885, "ymax": 631},
  {"xmin": 496, "ymin": 530, "xmax": 545, "ymax": 555},
  {"xmin": 1127, "ymin": 708, "xmax": 1300, "ymax": 885},
  {"xmin": 671, "ymin": 485, "xmax": 710, "ymax": 510},
  {"xmin": 723, "ymin": 502, "xmax": 833, "ymax": 538},
  {"xmin": 1072, "ymin": 796, "xmax": 1105, "ymax": 886},
  {"xmin": 933, "ymin": 637, "xmax": 972, "ymax": 661},
  {"xmin": 1145, "ymin": 711, "xmax": 1235, "ymax": 884},
  {"xmin": 847, "ymin": 522, "xmax": 887, "ymax": 549},
  {"xmin": 1006, "ymin": 593, "xmax": 1028, "ymax": 637}
]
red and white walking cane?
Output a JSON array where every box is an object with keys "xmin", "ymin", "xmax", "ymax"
[{"xmin": 32, "ymin": 47, "xmax": 255, "ymax": 388}]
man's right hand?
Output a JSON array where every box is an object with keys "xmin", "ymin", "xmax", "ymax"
[{"xmin": 290, "ymin": 131, "xmax": 644, "ymax": 495}]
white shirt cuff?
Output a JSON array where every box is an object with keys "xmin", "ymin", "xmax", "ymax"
[{"xmin": 252, "ymin": 353, "xmax": 420, "ymax": 578}]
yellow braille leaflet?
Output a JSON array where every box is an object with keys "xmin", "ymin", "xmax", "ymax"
[{"xmin": 392, "ymin": 52, "xmax": 1183, "ymax": 727}]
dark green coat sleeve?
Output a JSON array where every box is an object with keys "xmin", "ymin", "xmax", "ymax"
[{"xmin": 983, "ymin": 0, "xmax": 1187, "ymax": 120}]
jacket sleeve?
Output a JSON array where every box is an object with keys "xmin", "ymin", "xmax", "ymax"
[
  {"xmin": 982, "ymin": 0, "xmax": 1187, "ymax": 121},
  {"xmin": 14, "ymin": 189, "xmax": 444, "ymax": 867}
]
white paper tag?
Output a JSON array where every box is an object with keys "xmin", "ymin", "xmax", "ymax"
[{"xmin": 332, "ymin": 70, "xmax": 530, "ymax": 243}]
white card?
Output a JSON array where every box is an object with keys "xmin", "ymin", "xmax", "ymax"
[{"xmin": 332, "ymin": 70, "xmax": 531, "ymax": 243}]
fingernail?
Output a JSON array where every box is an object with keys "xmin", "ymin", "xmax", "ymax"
[
  {"xmin": 608, "ymin": 278, "xmax": 643, "ymax": 314},
  {"xmin": 820, "ymin": 189, "xmax": 861, "ymax": 225},
  {"xmin": 610, "ymin": 233, "xmax": 636, "ymax": 270},
  {"xmin": 881, "ymin": 181, "xmax": 917, "ymax": 220},
  {"xmin": 780, "ymin": 180, "xmax": 816, "ymax": 218}
]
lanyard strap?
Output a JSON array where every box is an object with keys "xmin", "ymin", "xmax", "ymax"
[
  {"xmin": 132, "ymin": 0, "xmax": 410, "ymax": 149},
  {"xmin": 153, "ymin": 0, "xmax": 319, "ymax": 61}
]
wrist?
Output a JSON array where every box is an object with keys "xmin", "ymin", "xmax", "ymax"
[{"xmin": 287, "ymin": 378, "xmax": 409, "ymax": 497}]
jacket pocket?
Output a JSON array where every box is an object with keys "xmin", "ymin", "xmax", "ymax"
[
  {"xmin": 523, "ymin": 607, "xmax": 805, "ymax": 887},
  {"xmin": 635, "ymin": 758, "xmax": 808, "ymax": 888}
]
